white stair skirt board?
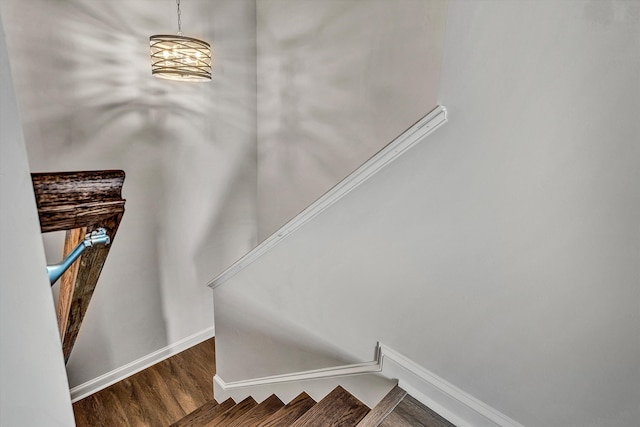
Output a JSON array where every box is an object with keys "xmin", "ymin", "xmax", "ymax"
[
  {"xmin": 208, "ymin": 106, "xmax": 448, "ymax": 289},
  {"xmin": 215, "ymin": 371, "xmax": 396, "ymax": 409},
  {"xmin": 213, "ymin": 352, "xmax": 395, "ymax": 408},
  {"xmin": 69, "ymin": 327, "xmax": 214, "ymax": 402},
  {"xmin": 378, "ymin": 345, "xmax": 524, "ymax": 427},
  {"xmin": 214, "ymin": 343, "xmax": 523, "ymax": 427}
]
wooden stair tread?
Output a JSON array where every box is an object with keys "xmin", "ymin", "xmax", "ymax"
[
  {"xmin": 379, "ymin": 396, "xmax": 455, "ymax": 427},
  {"xmin": 226, "ymin": 394, "xmax": 284, "ymax": 427},
  {"xmin": 290, "ymin": 386, "xmax": 370, "ymax": 427},
  {"xmin": 207, "ymin": 397, "xmax": 258, "ymax": 426},
  {"xmin": 257, "ymin": 392, "xmax": 317, "ymax": 427},
  {"xmin": 170, "ymin": 398, "xmax": 235, "ymax": 427},
  {"xmin": 356, "ymin": 385, "xmax": 407, "ymax": 427}
]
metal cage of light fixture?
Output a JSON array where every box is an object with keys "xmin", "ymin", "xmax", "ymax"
[{"xmin": 150, "ymin": 0, "xmax": 212, "ymax": 82}]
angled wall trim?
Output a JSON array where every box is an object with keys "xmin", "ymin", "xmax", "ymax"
[
  {"xmin": 208, "ymin": 106, "xmax": 448, "ymax": 289},
  {"xmin": 215, "ymin": 347, "xmax": 383, "ymax": 389},
  {"xmin": 215, "ymin": 341, "xmax": 522, "ymax": 427},
  {"xmin": 69, "ymin": 327, "xmax": 214, "ymax": 402}
]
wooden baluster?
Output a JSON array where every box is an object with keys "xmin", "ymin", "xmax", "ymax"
[
  {"xmin": 57, "ymin": 227, "xmax": 87, "ymax": 340},
  {"xmin": 61, "ymin": 215, "xmax": 122, "ymax": 362}
]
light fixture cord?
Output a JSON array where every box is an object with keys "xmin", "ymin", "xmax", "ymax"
[{"xmin": 176, "ymin": 0, "xmax": 183, "ymax": 35}]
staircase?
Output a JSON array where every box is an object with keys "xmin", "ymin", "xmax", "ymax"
[{"xmin": 170, "ymin": 385, "xmax": 455, "ymax": 427}]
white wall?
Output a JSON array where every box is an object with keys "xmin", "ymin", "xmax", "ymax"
[
  {"xmin": 0, "ymin": 13, "xmax": 75, "ymax": 426},
  {"xmin": 256, "ymin": 0, "xmax": 447, "ymax": 240},
  {"xmin": 214, "ymin": 1, "xmax": 640, "ymax": 425},
  {"xmin": 0, "ymin": 0, "xmax": 257, "ymax": 388},
  {"xmin": 0, "ymin": 0, "xmax": 443, "ymax": 392}
]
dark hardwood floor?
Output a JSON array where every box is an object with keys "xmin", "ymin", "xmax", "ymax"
[{"xmin": 73, "ymin": 338, "xmax": 215, "ymax": 427}]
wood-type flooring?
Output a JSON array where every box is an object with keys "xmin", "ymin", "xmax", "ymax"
[
  {"xmin": 379, "ymin": 395, "xmax": 454, "ymax": 427},
  {"xmin": 73, "ymin": 338, "xmax": 455, "ymax": 427},
  {"xmin": 72, "ymin": 338, "xmax": 215, "ymax": 427}
]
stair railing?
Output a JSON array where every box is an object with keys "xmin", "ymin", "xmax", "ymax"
[{"xmin": 31, "ymin": 170, "xmax": 125, "ymax": 362}]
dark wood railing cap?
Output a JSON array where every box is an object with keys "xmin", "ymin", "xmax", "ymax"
[
  {"xmin": 31, "ymin": 170, "xmax": 125, "ymax": 208},
  {"xmin": 31, "ymin": 170, "xmax": 125, "ymax": 233}
]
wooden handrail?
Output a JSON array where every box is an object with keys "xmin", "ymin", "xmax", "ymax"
[{"xmin": 31, "ymin": 170, "xmax": 125, "ymax": 362}]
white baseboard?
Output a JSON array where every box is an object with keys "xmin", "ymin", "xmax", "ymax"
[
  {"xmin": 215, "ymin": 342, "xmax": 522, "ymax": 427},
  {"xmin": 69, "ymin": 327, "xmax": 215, "ymax": 402}
]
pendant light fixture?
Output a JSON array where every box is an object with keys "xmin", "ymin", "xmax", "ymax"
[{"xmin": 150, "ymin": 0, "xmax": 212, "ymax": 82}]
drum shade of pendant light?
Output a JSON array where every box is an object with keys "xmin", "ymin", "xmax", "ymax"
[{"xmin": 150, "ymin": 0, "xmax": 212, "ymax": 82}]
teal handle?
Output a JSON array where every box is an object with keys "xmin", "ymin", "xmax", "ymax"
[{"xmin": 46, "ymin": 228, "xmax": 110, "ymax": 285}]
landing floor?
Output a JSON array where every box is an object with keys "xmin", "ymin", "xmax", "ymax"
[{"xmin": 72, "ymin": 338, "xmax": 215, "ymax": 426}]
